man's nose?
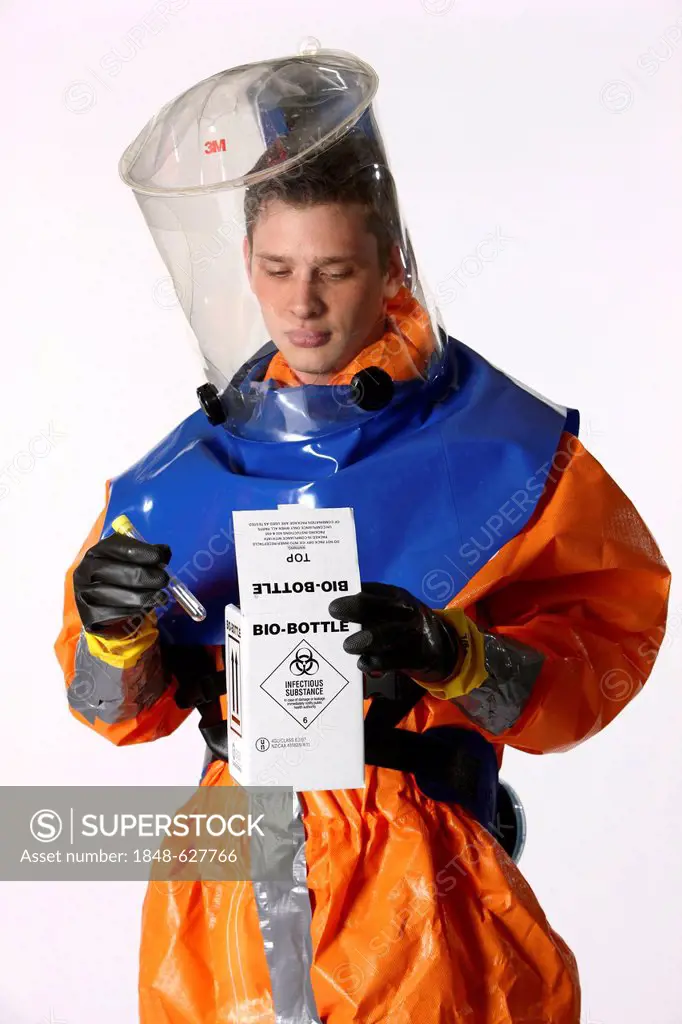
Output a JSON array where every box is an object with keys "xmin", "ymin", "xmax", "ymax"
[{"xmin": 288, "ymin": 277, "xmax": 324, "ymax": 319}]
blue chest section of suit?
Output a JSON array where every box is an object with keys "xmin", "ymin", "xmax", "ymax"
[{"xmin": 105, "ymin": 341, "xmax": 579, "ymax": 645}]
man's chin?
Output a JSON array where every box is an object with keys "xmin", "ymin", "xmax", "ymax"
[{"xmin": 282, "ymin": 348, "xmax": 339, "ymax": 379}]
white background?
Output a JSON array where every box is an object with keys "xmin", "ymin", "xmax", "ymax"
[{"xmin": 0, "ymin": 0, "xmax": 680, "ymax": 1021}]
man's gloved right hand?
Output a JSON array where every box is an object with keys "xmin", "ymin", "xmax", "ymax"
[{"xmin": 73, "ymin": 533, "xmax": 171, "ymax": 639}]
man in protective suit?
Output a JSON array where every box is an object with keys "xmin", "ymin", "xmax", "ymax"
[{"xmin": 55, "ymin": 50, "xmax": 671, "ymax": 1024}]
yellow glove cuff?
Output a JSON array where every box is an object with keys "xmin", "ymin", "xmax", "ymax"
[
  {"xmin": 415, "ymin": 607, "xmax": 488, "ymax": 700},
  {"xmin": 84, "ymin": 613, "xmax": 159, "ymax": 669}
]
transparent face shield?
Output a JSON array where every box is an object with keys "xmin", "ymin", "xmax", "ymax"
[{"xmin": 119, "ymin": 49, "xmax": 448, "ymax": 439}]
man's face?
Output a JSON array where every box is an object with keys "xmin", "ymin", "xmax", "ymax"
[{"xmin": 244, "ymin": 199, "xmax": 403, "ymax": 384}]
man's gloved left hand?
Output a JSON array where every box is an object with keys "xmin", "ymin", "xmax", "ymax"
[{"xmin": 328, "ymin": 582, "xmax": 461, "ymax": 685}]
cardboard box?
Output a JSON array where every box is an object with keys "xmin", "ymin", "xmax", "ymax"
[{"xmin": 225, "ymin": 507, "xmax": 365, "ymax": 791}]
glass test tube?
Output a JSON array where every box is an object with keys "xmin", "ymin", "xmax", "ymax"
[{"xmin": 111, "ymin": 514, "xmax": 207, "ymax": 623}]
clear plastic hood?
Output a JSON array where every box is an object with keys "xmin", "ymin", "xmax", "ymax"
[{"xmin": 119, "ymin": 48, "xmax": 445, "ymax": 436}]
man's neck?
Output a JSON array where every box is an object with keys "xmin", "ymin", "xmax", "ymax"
[{"xmin": 293, "ymin": 369, "xmax": 334, "ymax": 385}]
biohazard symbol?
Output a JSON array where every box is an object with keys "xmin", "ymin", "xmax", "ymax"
[
  {"xmin": 261, "ymin": 638, "xmax": 349, "ymax": 728},
  {"xmin": 289, "ymin": 647, "xmax": 319, "ymax": 676}
]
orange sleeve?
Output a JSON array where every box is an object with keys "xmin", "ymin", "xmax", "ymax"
[
  {"xmin": 446, "ymin": 432, "xmax": 671, "ymax": 754},
  {"xmin": 53, "ymin": 484, "xmax": 194, "ymax": 746}
]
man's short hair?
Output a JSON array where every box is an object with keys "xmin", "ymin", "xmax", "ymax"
[{"xmin": 243, "ymin": 129, "xmax": 402, "ymax": 270}]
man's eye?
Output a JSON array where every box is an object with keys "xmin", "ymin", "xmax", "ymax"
[
  {"xmin": 265, "ymin": 268, "xmax": 290, "ymax": 278},
  {"xmin": 324, "ymin": 270, "xmax": 353, "ymax": 281}
]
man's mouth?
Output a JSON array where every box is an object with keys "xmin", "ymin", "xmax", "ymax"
[{"xmin": 286, "ymin": 330, "xmax": 332, "ymax": 349}]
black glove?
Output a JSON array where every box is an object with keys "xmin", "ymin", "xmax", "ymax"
[
  {"xmin": 328, "ymin": 581, "xmax": 460, "ymax": 685},
  {"xmin": 73, "ymin": 532, "xmax": 171, "ymax": 638}
]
